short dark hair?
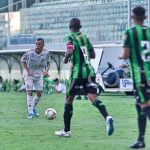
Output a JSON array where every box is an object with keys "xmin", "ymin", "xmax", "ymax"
[
  {"xmin": 69, "ymin": 18, "xmax": 81, "ymax": 30},
  {"xmin": 132, "ymin": 6, "xmax": 146, "ymax": 21},
  {"xmin": 36, "ymin": 38, "xmax": 44, "ymax": 44},
  {"xmin": 53, "ymin": 78, "xmax": 59, "ymax": 82}
]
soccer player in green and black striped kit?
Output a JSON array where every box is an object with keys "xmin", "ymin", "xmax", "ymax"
[
  {"xmin": 120, "ymin": 6, "xmax": 150, "ymax": 149},
  {"xmin": 55, "ymin": 18, "xmax": 114, "ymax": 137}
]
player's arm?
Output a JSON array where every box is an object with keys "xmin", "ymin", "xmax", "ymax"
[
  {"xmin": 88, "ymin": 38, "xmax": 95, "ymax": 59},
  {"xmin": 44, "ymin": 52, "xmax": 51, "ymax": 76},
  {"xmin": 89, "ymin": 48, "xmax": 95, "ymax": 59},
  {"xmin": 46, "ymin": 62, "xmax": 50, "ymax": 71},
  {"xmin": 44, "ymin": 62, "xmax": 50, "ymax": 76},
  {"xmin": 22, "ymin": 62, "xmax": 29, "ymax": 73},
  {"xmin": 119, "ymin": 47, "xmax": 130, "ymax": 59},
  {"xmin": 21, "ymin": 52, "xmax": 32, "ymax": 76},
  {"xmin": 63, "ymin": 38, "xmax": 74, "ymax": 64},
  {"xmin": 119, "ymin": 29, "xmax": 130, "ymax": 59}
]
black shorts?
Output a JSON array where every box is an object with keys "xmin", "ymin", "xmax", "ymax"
[
  {"xmin": 134, "ymin": 81, "xmax": 150, "ymax": 104},
  {"xmin": 66, "ymin": 77, "xmax": 100, "ymax": 96}
]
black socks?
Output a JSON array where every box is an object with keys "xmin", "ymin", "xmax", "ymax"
[
  {"xmin": 136, "ymin": 104, "xmax": 147, "ymax": 142},
  {"xmin": 92, "ymin": 99, "xmax": 108, "ymax": 120},
  {"xmin": 64, "ymin": 104, "xmax": 73, "ymax": 132}
]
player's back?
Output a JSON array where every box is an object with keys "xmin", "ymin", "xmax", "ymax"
[
  {"xmin": 128, "ymin": 25, "xmax": 150, "ymax": 82},
  {"xmin": 66, "ymin": 32, "xmax": 95, "ymax": 79}
]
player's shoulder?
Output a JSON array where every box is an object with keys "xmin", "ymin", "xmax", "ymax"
[
  {"xmin": 66, "ymin": 33, "xmax": 73, "ymax": 40},
  {"xmin": 43, "ymin": 48, "xmax": 49, "ymax": 52},
  {"xmin": 80, "ymin": 32, "xmax": 87, "ymax": 37},
  {"xmin": 66, "ymin": 33, "xmax": 74, "ymax": 43},
  {"xmin": 26, "ymin": 49, "xmax": 35, "ymax": 53},
  {"xmin": 123, "ymin": 28, "xmax": 130, "ymax": 33},
  {"xmin": 42, "ymin": 49, "xmax": 49, "ymax": 54},
  {"xmin": 24, "ymin": 49, "xmax": 35, "ymax": 56}
]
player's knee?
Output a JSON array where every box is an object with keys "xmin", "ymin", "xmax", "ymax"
[
  {"xmin": 87, "ymin": 83, "xmax": 103, "ymax": 96},
  {"xmin": 27, "ymin": 90, "xmax": 32, "ymax": 96},
  {"xmin": 36, "ymin": 91, "xmax": 42, "ymax": 97},
  {"xmin": 88, "ymin": 93, "xmax": 96, "ymax": 102},
  {"xmin": 65, "ymin": 95, "xmax": 74, "ymax": 104},
  {"xmin": 37, "ymin": 93, "xmax": 42, "ymax": 97}
]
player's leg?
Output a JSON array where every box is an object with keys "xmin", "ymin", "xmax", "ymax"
[
  {"xmin": 142, "ymin": 100, "xmax": 150, "ymax": 120},
  {"xmin": 25, "ymin": 77, "xmax": 34, "ymax": 119},
  {"xmin": 64, "ymin": 95, "xmax": 75, "ymax": 131},
  {"xmin": 55, "ymin": 79, "xmax": 77, "ymax": 137},
  {"xmin": 135, "ymin": 83, "xmax": 150, "ymax": 119},
  {"xmin": 33, "ymin": 78, "xmax": 43, "ymax": 117},
  {"xmin": 86, "ymin": 77, "xmax": 114, "ymax": 136},
  {"xmin": 129, "ymin": 104, "xmax": 146, "ymax": 149},
  {"xmin": 55, "ymin": 95, "xmax": 75, "ymax": 137}
]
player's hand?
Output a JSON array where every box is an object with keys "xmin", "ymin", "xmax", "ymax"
[
  {"xmin": 63, "ymin": 57, "xmax": 67, "ymax": 63},
  {"xmin": 63, "ymin": 57, "xmax": 70, "ymax": 64},
  {"xmin": 28, "ymin": 69, "xmax": 33, "ymax": 76},
  {"xmin": 43, "ymin": 70, "xmax": 49, "ymax": 77}
]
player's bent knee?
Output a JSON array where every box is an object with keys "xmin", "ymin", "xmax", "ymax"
[
  {"xmin": 27, "ymin": 90, "xmax": 32, "ymax": 96},
  {"xmin": 36, "ymin": 91, "xmax": 42, "ymax": 97}
]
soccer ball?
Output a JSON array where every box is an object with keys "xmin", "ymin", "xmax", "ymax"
[{"xmin": 45, "ymin": 108, "xmax": 57, "ymax": 120}]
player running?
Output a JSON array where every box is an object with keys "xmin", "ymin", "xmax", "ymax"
[{"xmin": 55, "ymin": 18, "xmax": 114, "ymax": 137}]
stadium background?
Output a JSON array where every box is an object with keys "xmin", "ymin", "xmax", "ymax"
[{"xmin": 0, "ymin": 0, "xmax": 149, "ymax": 80}]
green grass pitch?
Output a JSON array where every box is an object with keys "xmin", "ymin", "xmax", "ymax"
[{"xmin": 0, "ymin": 92, "xmax": 149, "ymax": 150}]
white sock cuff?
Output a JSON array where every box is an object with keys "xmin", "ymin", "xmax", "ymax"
[
  {"xmin": 34, "ymin": 95, "xmax": 41, "ymax": 101},
  {"xmin": 27, "ymin": 95, "xmax": 33, "ymax": 100}
]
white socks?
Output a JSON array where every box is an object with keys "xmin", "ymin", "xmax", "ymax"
[
  {"xmin": 27, "ymin": 95, "xmax": 34, "ymax": 114},
  {"xmin": 33, "ymin": 95, "xmax": 41, "ymax": 108}
]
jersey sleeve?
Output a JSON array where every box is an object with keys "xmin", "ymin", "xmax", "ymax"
[
  {"xmin": 46, "ymin": 52, "xmax": 51, "ymax": 63},
  {"xmin": 21, "ymin": 52, "xmax": 28, "ymax": 63},
  {"xmin": 66, "ymin": 36, "xmax": 74, "ymax": 48},
  {"xmin": 65, "ymin": 36, "xmax": 74, "ymax": 57},
  {"xmin": 122, "ymin": 29, "xmax": 130, "ymax": 48}
]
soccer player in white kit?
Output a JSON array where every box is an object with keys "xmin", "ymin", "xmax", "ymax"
[{"xmin": 21, "ymin": 38, "xmax": 51, "ymax": 119}]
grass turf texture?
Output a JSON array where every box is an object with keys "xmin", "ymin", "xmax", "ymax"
[{"xmin": 0, "ymin": 92, "xmax": 149, "ymax": 150}]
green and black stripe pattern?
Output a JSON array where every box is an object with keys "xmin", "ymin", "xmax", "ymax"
[
  {"xmin": 123, "ymin": 25, "xmax": 150, "ymax": 103},
  {"xmin": 66, "ymin": 32, "xmax": 95, "ymax": 79}
]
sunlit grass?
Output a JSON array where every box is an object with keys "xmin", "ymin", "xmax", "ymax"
[{"xmin": 0, "ymin": 92, "xmax": 149, "ymax": 150}]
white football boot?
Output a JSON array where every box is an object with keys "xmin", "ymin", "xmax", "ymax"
[
  {"xmin": 106, "ymin": 116, "xmax": 114, "ymax": 136},
  {"xmin": 55, "ymin": 129, "xmax": 71, "ymax": 137}
]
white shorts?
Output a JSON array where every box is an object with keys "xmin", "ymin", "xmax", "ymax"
[{"xmin": 25, "ymin": 76, "xmax": 43, "ymax": 91}]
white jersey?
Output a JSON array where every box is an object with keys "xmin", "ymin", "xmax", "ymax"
[{"xmin": 21, "ymin": 49, "xmax": 51, "ymax": 78}]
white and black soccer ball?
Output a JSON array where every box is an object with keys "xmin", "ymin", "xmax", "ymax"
[{"xmin": 45, "ymin": 108, "xmax": 57, "ymax": 120}]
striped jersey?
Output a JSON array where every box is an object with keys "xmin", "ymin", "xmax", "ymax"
[
  {"xmin": 66, "ymin": 32, "xmax": 95, "ymax": 79},
  {"xmin": 123, "ymin": 25, "xmax": 150, "ymax": 84}
]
